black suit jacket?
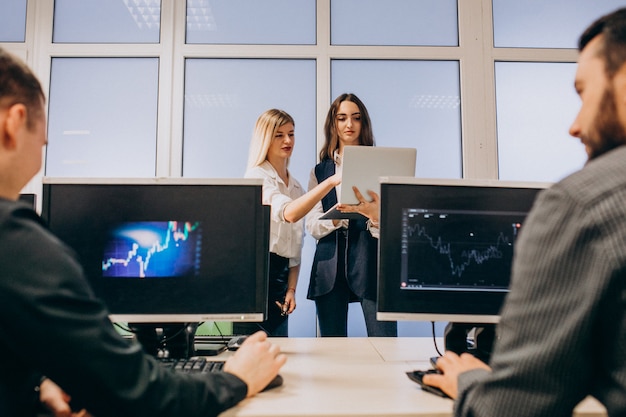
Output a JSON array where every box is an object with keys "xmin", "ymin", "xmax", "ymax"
[{"xmin": 0, "ymin": 201, "xmax": 246, "ymax": 417}]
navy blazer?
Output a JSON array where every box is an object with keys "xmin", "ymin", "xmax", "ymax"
[{"xmin": 307, "ymin": 158, "xmax": 378, "ymax": 301}]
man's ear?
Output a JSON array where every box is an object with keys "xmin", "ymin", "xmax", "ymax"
[
  {"xmin": 614, "ymin": 63, "xmax": 626, "ymax": 105},
  {"xmin": 2, "ymin": 103, "xmax": 28, "ymax": 150}
]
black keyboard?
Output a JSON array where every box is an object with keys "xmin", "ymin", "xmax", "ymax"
[
  {"xmin": 157, "ymin": 356, "xmax": 284, "ymax": 391},
  {"xmin": 158, "ymin": 356, "xmax": 225, "ymax": 373}
]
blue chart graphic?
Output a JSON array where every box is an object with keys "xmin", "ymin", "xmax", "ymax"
[
  {"xmin": 401, "ymin": 209, "xmax": 523, "ymax": 291},
  {"xmin": 102, "ymin": 221, "xmax": 202, "ymax": 278}
]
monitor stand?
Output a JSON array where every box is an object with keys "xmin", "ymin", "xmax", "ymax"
[
  {"xmin": 129, "ymin": 322, "xmax": 198, "ymax": 359},
  {"xmin": 443, "ymin": 322, "xmax": 496, "ymax": 364}
]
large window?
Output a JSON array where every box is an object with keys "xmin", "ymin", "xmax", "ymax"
[
  {"xmin": 0, "ymin": 0, "xmax": 27, "ymax": 42},
  {"xmin": 186, "ymin": 0, "xmax": 315, "ymax": 45},
  {"xmin": 46, "ymin": 58, "xmax": 159, "ymax": 177},
  {"xmin": 331, "ymin": 0, "xmax": 458, "ymax": 46},
  {"xmin": 332, "ymin": 59, "xmax": 462, "ymax": 179},
  {"xmin": 491, "ymin": 0, "xmax": 623, "ymax": 182},
  {"xmin": 7, "ymin": 0, "xmax": 622, "ymax": 337},
  {"xmin": 53, "ymin": 0, "xmax": 161, "ymax": 43},
  {"xmin": 182, "ymin": 58, "xmax": 316, "ymax": 180},
  {"xmin": 493, "ymin": 0, "xmax": 624, "ymax": 48},
  {"xmin": 495, "ymin": 62, "xmax": 585, "ymax": 182}
]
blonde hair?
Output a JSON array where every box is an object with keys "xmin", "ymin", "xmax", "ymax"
[{"xmin": 247, "ymin": 109, "xmax": 295, "ymax": 170}]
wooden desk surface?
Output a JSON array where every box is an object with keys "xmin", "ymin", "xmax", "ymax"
[{"xmin": 215, "ymin": 337, "xmax": 606, "ymax": 417}]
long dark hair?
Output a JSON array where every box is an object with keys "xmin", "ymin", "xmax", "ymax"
[{"xmin": 319, "ymin": 93, "xmax": 375, "ymax": 160}]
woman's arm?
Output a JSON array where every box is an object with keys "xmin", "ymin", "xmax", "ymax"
[
  {"xmin": 305, "ymin": 169, "xmax": 346, "ymax": 239},
  {"xmin": 282, "ymin": 172, "xmax": 340, "ymax": 223}
]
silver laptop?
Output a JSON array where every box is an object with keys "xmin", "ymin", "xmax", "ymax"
[{"xmin": 320, "ymin": 146, "xmax": 417, "ymax": 219}]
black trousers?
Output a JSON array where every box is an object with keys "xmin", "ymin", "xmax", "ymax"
[{"xmin": 315, "ymin": 231, "xmax": 397, "ymax": 337}]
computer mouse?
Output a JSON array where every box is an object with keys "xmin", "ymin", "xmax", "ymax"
[
  {"xmin": 227, "ymin": 335, "xmax": 248, "ymax": 351},
  {"xmin": 263, "ymin": 374, "xmax": 284, "ymax": 391},
  {"xmin": 406, "ymin": 369, "xmax": 450, "ymax": 398},
  {"xmin": 430, "ymin": 356, "xmax": 441, "ymax": 368}
]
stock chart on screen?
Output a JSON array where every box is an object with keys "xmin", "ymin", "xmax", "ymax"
[
  {"xmin": 102, "ymin": 221, "xmax": 202, "ymax": 278},
  {"xmin": 400, "ymin": 208, "xmax": 524, "ymax": 291}
]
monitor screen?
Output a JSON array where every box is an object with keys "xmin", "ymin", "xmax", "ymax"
[
  {"xmin": 377, "ymin": 177, "xmax": 549, "ymax": 324},
  {"xmin": 41, "ymin": 178, "xmax": 269, "ymax": 324}
]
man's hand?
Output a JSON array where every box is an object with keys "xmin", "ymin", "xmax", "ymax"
[
  {"xmin": 223, "ymin": 331, "xmax": 287, "ymax": 397},
  {"xmin": 422, "ymin": 352, "xmax": 491, "ymax": 399},
  {"xmin": 39, "ymin": 378, "xmax": 92, "ymax": 417}
]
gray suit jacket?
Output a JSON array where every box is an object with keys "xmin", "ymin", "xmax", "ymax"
[{"xmin": 455, "ymin": 145, "xmax": 626, "ymax": 417}]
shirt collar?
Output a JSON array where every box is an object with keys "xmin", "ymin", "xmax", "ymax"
[{"xmin": 333, "ymin": 150, "xmax": 342, "ymax": 166}]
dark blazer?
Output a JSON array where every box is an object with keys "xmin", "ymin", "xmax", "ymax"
[
  {"xmin": 0, "ymin": 201, "xmax": 246, "ymax": 417},
  {"xmin": 307, "ymin": 158, "xmax": 378, "ymax": 301}
]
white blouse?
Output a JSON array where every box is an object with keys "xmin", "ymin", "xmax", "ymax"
[{"xmin": 245, "ymin": 160, "xmax": 305, "ymax": 267}]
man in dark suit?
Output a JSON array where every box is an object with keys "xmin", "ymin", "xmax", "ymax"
[{"xmin": 0, "ymin": 47, "xmax": 286, "ymax": 417}]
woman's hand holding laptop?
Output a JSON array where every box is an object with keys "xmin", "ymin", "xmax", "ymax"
[{"xmin": 337, "ymin": 186, "xmax": 380, "ymax": 226}]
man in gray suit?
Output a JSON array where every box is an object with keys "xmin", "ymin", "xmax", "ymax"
[{"xmin": 423, "ymin": 7, "xmax": 626, "ymax": 417}]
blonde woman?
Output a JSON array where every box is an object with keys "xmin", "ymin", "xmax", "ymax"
[{"xmin": 236, "ymin": 109, "xmax": 340, "ymax": 337}]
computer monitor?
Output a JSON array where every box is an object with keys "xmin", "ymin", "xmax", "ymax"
[
  {"xmin": 18, "ymin": 193, "xmax": 36, "ymax": 208},
  {"xmin": 41, "ymin": 177, "xmax": 269, "ymax": 357},
  {"xmin": 377, "ymin": 177, "xmax": 549, "ymax": 361}
]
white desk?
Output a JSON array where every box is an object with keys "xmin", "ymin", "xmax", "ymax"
[{"xmin": 217, "ymin": 337, "xmax": 606, "ymax": 417}]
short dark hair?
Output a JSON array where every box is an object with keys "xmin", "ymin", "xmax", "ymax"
[
  {"xmin": 0, "ymin": 47, "xmax": 45, "ymax": 128},
  {"xmin": 579, "ymin": 7, "xmax": 626, "ymax": 78}
]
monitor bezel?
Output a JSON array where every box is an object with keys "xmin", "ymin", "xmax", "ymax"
[
  {"xmin": 41, "ymin": 177, "xmax": 269, "ymax": 324},
  {"xmin": 376, "ymin": 176, "xmax": 551, "ymax": 324}
]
